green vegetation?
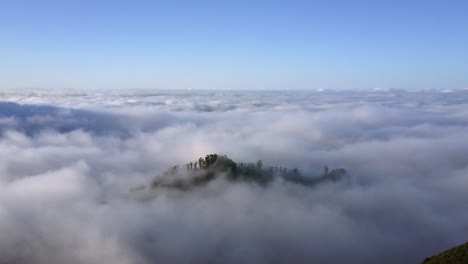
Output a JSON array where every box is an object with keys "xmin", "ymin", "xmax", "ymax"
[
  {"xmin": 151, "ymin": 153, "xmax": 347, "ymax": 190},
  {"xmin": 422, "ymin": 242, "xmax": 468, "ymax": 264}
]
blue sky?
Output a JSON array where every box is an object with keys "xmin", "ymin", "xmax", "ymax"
[{"xmin": 1, "ymin": 0, "xmax": 467, "ymax": 90}]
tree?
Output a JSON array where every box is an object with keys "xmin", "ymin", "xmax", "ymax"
[
  {"xmin": 323, "ymin": 165, "xmax": 329, "ymax": 177},
  {"xmin": 256, "ymin": 160, "xmax": 263, "ymax": 170},
  {"xmin": 292, "ymin": 168, "xmax": 299, "ymax": 177}
]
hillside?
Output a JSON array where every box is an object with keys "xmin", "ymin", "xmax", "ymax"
[
  {"xmin": 151, "ymin": 153, "xmax": 347, "ymax": 190},
  {"xmin": 422, "ymin": 242, "xmax": 468, "ymax": 264}
]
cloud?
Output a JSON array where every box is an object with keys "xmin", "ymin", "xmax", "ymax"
[{"xmin": 0, "ymin": 89, "xmax": 468, "ymax": 263}]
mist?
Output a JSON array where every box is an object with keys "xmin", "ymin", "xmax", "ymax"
[{"xmin": 1, "ymin": 89, "xmax": 468, "ymax": 264}]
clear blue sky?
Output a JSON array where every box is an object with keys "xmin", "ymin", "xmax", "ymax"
[{"xmin": 1, "ymin": 0, "xmax": 467, "ymax": 90}]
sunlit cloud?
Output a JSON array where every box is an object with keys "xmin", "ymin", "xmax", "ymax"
[{"xmin": 0, "ymin": 89, "xmax": 468, "ymax": 263}]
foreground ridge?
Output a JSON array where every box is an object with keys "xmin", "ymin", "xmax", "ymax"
[
  {"xmin": 151, "ymin": 153, "xmax": 347, "ymax": 190},
  {"xmin": 422, "ymin": 242, "xmax": 468, "ymax": 264}
]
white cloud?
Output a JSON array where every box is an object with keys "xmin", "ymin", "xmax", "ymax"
[{"xmin": 0, "ymin": 89, "xmax": 467, "ymax": 263}]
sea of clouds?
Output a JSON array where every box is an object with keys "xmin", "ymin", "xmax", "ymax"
[{"xmin": 0, "ymin": 89, "xmax": 467, "ymax": 264}]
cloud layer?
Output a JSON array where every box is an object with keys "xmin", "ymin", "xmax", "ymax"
[{"xmin": 1, "ymin": 89, "xmax": 468, "ymax": 263}]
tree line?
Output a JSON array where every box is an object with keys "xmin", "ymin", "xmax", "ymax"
[{"xmin": 151, "ymin": 153, "xmax": 347, "ymax": 190}]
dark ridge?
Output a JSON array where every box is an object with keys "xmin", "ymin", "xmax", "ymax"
[
  {"xmin": 151, "ymin": 153, "xmax": 347, "ymax": 191},
  {"xmin": 422, "ymin": 242, "xmax": 468, "ymax": 264}
]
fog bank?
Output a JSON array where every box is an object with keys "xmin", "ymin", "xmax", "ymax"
[{"xmin": 1, "ymin": 89, "xmax": 468, "ymax": 263}]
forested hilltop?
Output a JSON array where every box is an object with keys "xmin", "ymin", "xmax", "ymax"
[{"xmin": 151, "ymin": 153, "xmax": 347, "ymax": 191}]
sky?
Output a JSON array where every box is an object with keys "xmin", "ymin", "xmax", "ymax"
[{"xmin": 1, "ymin": 0, "xmax": 467, "ymax": 90}]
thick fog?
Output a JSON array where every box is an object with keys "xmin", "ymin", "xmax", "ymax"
[{"xmin": 1, "ymin": 89, "xmax": 467, "ymax": 264}]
